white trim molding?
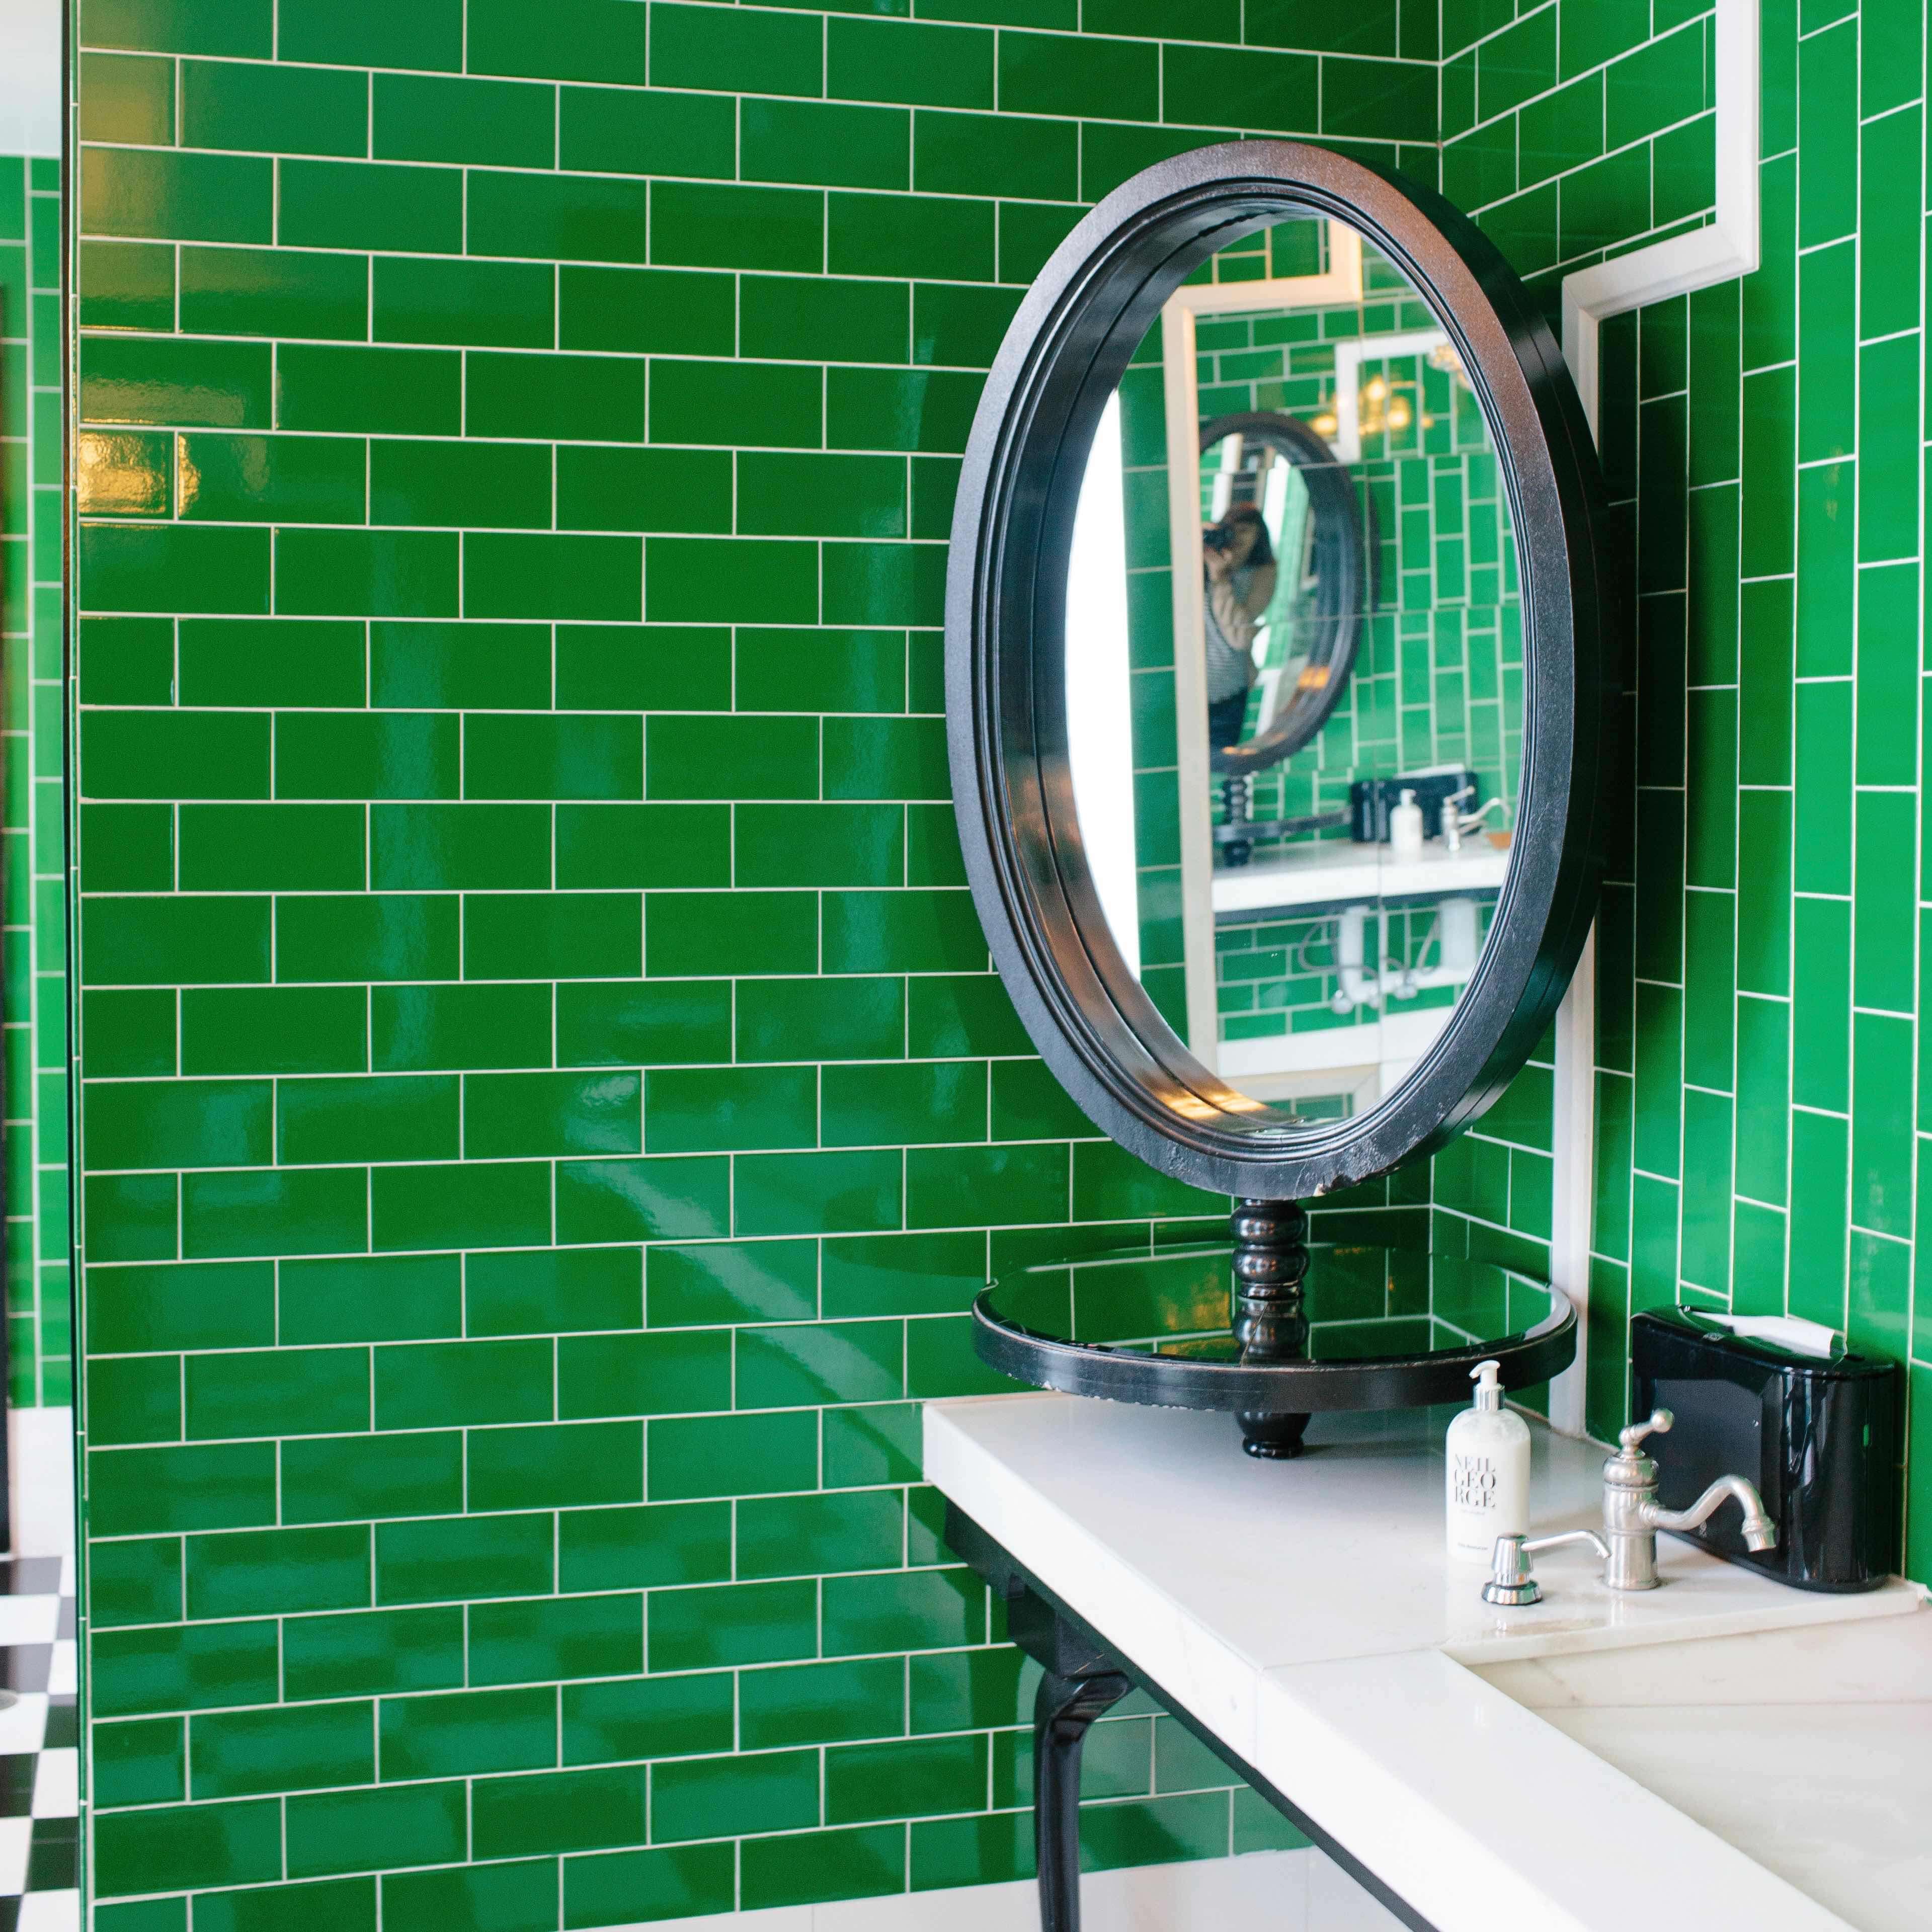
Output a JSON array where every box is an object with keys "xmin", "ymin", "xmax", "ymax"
[{"xmin": 1546, "ymin": 0, "xmax": 1761, "ymax": 1434}]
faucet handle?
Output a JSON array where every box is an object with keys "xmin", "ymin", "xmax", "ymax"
[{"xmin": 1618, "ymin": 1408, "xmax": 1673, "ymax": 1454}]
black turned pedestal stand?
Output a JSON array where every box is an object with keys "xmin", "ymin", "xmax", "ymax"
[{"xmin": 1231, "ymin": 1199, "xmax": 1311, "ymax": 1459}]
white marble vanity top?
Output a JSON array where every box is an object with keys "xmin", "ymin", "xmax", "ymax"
[{"xmin": 924, "ymin": 1393, "xmax": 1928, "ymax": 1932}]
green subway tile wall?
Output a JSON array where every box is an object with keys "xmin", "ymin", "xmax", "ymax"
[
  {"xmin": 69, "ymin": 1, "xmax": 1434, "ymax": 1919},
  {"xmin": 1, "ymin": 153, "xmax": 69, "ymax": 1409},
  {"xmin": 55, "ymin": 0, "xmax": 1932, "ymax": 1919},
  {"xmin": 1444, "ymin": 0, "xmax": 1931, "ymax": 1579}
]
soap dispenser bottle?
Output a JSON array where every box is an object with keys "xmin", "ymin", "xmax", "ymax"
[
  {"xmin": 1445, "ymin": 1359, "xmax": 1531, "ymax": 1561},
  {"xmin": 1388, "ymin": 787, "xmax": 1424, "ymax": 861}
]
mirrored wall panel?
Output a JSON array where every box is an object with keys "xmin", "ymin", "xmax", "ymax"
[{"xmin": 1064, "ymin": 216, "xmax": 1523, "ymax": 1130}]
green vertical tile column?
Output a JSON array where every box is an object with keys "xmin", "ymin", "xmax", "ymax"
[{"xmin": 2, "ymin": 152, "xmax": 68, "ymax": 1408}]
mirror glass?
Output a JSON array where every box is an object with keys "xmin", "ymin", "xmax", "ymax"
[{"xmin": 1063, "ymin": 215, "xmax": 1522, "ymax": 1127}]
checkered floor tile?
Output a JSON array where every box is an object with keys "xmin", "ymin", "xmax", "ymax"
[{"xmin": 0, "ymin": 1556, "xmax": 77, "ymax": 1932}]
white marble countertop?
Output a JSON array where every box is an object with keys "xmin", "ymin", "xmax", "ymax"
[
  {"xmin": 1211, "ymin": 838, "xmax": 1509, "ymax": 919},
  {"xmin": 924, "ymin": 1393, "xmax": 1927, "ymax": 1932}
]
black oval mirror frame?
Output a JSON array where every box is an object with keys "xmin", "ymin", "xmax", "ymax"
[
  {"xmin": 944, "ymin": 141, "xmax": 1622, "ymax": 1202},
  {"xmin": 1197, "ymin": 408, "xmax": 1371, "ymax": 777}
]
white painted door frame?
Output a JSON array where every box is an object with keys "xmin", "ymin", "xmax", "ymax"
[{"xmin": 1546, "ymin": 0, "xmax": 1761, "ymax": 1434}]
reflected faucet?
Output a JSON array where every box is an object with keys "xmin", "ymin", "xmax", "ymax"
[{"xmin": 1482, "ymin": 1410, "xmax": 1776, "ymax": 1605}]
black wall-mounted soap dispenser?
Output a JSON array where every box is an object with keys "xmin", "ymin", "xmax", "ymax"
[{"xmin": 1631, "ymin": 1309, "xmax": 1900, "ymax": 1592}]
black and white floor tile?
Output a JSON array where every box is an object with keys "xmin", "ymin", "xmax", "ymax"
[{"xmin": 0, "ymin": 1552, "xmax": 78, "ymax": 1930}]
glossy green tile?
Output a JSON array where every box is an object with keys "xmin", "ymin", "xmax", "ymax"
[
  {"xmin": 558, "ymin": 85, "xmax": 735, "ymax": 181},
  {"xmin": 84, "ymin": 894, "xmax": 271, "ymax": 987},
  {"xmin": 381, "ymin": 1684, "xmax": 557, "ymax": 1782},
  {"xmin": 176, "ymin": 244, "xmax": 366, "ymax": 340},
  {"xmin": 94, "ymin": 1797, "xmax": 282, "ymax": 1898},
  {"xmin": 168, "ymin": 620, "xmax": 349, "ymax": 708},
  {"xmin": 742, "ymin": 1824, "xmax": 905, "ymax": 1911},
  {"xmin": 79, "ymin": 52, "xmax": 175, "ymax": 144},
  {"xmin": 471, "ymin": 1765, "xmax": 648, "ymax": 1859},
  {"xmin": 736, "ymin": 978, "xmax": 904, "ymax": 1065},
  {"xmin": 191, "ymin": 1700, "xmax": 375, "ymax": 1799},
  {"xmin": 374, "ymin": 72, "xmax": 555, "ymax": 167},
  {"xmin": 185, "ymin": 1345, "xmax": 369, "ymax": 1439},
  {"xmin": 371, "ymin": 1158, "xmax": 552, "ymax": 1252},
  {"xmin": 83, "ymin": 988, "xmax": 178, "ymax": 1079},
  {"xmin": 825, "ymin": 16, "xmax": 992, "ymax": 108},
  {"xmin": 466, "ymin": 0, "xmax": 648, "ymax": 83},
  {"xmin": 654, "ymin": 1747, "xmax": 818, "ymax": 1845},
  {"xmin": 373, "ymin": 1338, "xmax": 552, "ymax": 1429},
  {"xmin": 829, "ymin": 1733, "xmax": 987, "ymax": 1825},
  {"xmin": 557, "ymin": 1328, "xmax": 731, "ymax": 1420},
  {"xmin": 280, "ymin": 1253, "xmax": 462, "ymax": 1345},
  {"xmin": 182, "ymin": 57, "xmax": 366, "ymax": 156},
  {"xmin": 562, "ymin": 1845, "xmax": 736, "ymax": 1928},
  {"xmin": 281, "ymin": 1429, "xmax": 463, "ymax": 1525},
  {"xmin": 279, "ymin": 159, "xmax": 460, "ymax": 253},
  {"xmin": 372, "ymin": 259, "xmax": 554, "ymax": 352},
  {"xmin": 373, "ymin": 1511, "xmax": 554, "ymax": 1605},
  {"xmin": 284, "ymin": 1780, "xmax": 467, "ymax": 1879},
  {"xmin": 561, "ymin": 1670, "xmax": 733, "ymax": 1765},
  {"xmin": 88, "ymin": 1355, "xmax": 182, "ymax": 1447},
  {"xmin": 382, "ymin": 1860, "xmax": 559, "ymax": 1932},
  {"xmin": 1798, "ymin": 17, "xmax": 1856, "ymax": 246},
  {"xmin": 559, "ymin": 1499, "xmax": 731, "ymax": 1592},
  {"xmin": 823, "ymin": 1567, "xmax": 982, "ymax": 1656},
  {"xmin": 95, "ymin": 1716, "xmax": 186, "ymax": 1809},
  {"xmin": 557, "ymin": 446, "xmax": 732, "ymax": 535},
  {"xmin": 279, "ymin": 0, "xmax": 461, "ymax": 68},
  {"xmin": 558, "ymin": 263, "xmax": 734, "ymax": 356},
  {"xmin": 277, "ymin": 894, "xmax": 461, "ymax": 985},
  {"xmin": 274, "ymin": 528, "xmax": 458, "ymax": 617},
  {"xmin": 556, "ymin": 976, "xmax": 732, "ymax": 1067},
  {"xmin": 733, "ymin": 1148, "xmax": 903, "ymax": 1237},
  {"xmin": 463, "ymin": 891, "xmax": 639, "ymax": 978},
  {"xmin": 469, "ymin": 1590, "xmax": 643, "ymax": 1686},
  {"xmin": 277, "ymin": 344, "xmax": 459, "ymax": 437},
  {"xmin": 740, "ymin": 1656, "xmax": 905, "ymax": 1751},
  {"xmin": 78, "ymin": 238, "xmax": 175, "ymax": 330},
  {"xmin": 738, "ymin": 1487, "xmax": 903, "ymax": 1579},
  {"xmin": 649, "ymin": 1, "xmax": 822, "ymax": 94},
  {"xmin": 465, "ymin": 714, "xmax": 641, "ymax": 799},
  {"xmin": 647, "ymin": 1409, "xmax": 818, "ymax": 1501},
  {"xmin": 555, "ymin": 1154, "xmax": 731, "ymax": 1246},
  {"xmin": 370, "ymin": 621, "xmax": 550, "ymax": 709},
  {"xmin": 468, "ymin": 169, "xmax": 651, "ymax": 264},
  {"xmin": 80, "ymin": 146, "xmax": 271, "ymax": 244}
]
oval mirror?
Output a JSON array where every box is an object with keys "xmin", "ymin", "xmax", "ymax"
[{"xmin": 948, "ymin": 142, "xmax": 1616, "ymax": 1208}]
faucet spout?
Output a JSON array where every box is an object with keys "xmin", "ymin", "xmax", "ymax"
[{"xmin": 1642, "ymin": 1474, "xmax": 1777, "ymax": 1552}]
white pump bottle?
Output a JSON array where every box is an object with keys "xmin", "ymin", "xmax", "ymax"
[{"xmin": 1445, "ymin": 1359, "xmax": 1531, "ymax": 1561}]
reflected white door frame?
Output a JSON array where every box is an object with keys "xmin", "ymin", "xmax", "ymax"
[{"xmin": 1160, "ymin": 227, "xmax": 1365, "ymax": 1065}]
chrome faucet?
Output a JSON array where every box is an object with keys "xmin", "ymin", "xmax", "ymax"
[{"xmin": 1482, "ymin": 1410, "xmax": 1776, "ymax": 1605}]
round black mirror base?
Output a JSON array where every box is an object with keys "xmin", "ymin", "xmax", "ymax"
[
  {"xmin": 1231, "ymin": 1200, "xmax": 1312, "ymax": 1459},
  {"xmin": 969, "ymin": 1205, "xmax": 1577, "ymax": 1447}
]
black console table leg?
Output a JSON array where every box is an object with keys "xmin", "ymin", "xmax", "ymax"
[{"xmin": 1034, "ymin": 1666, "xmax": 1131, "ymax": 1931}]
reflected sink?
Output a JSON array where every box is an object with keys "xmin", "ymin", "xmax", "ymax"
[{"xmin": 1470, "ymin": 1611, "xmax": 1932, "ymax": 1932}]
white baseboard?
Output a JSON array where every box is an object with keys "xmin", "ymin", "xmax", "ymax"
[
  {"xmin": 615, "ymin": 1848, "xmax": 1404, "ymax": 1932},
  {"xmin": 8, "ymin": 1407, "xmax": 75, "ymax": 1560}
]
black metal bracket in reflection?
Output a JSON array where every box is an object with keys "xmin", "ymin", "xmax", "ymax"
[{"xmin": 941, "ymin": 1502, "xmax": 1442, "ymax": 1932}]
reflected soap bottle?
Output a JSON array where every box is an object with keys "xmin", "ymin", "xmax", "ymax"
[
  {"xmin": 1388, "ymin": 787, "xmax": 1424, "ymax": 861},
  {"xmin": 1445, "ymin": 1359, "xmax": 1530, "ymax": 1561}
]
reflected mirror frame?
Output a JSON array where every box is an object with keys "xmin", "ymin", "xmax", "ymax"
[
  {"xmin": 1193, "ymin": 408, "xmax": 1371, "ymax": 776},
  {"xmin": 944, "ymin": 140, "xmax": 1621, "ymax": 1202}
]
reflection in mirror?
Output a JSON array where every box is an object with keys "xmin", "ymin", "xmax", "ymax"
[{"xmin": 1065, "ymin": 216, "xmax": 1522, "ymax": 1132}]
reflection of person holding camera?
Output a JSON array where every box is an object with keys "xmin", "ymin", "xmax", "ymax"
[{"xmin": 1202, "ymin": 505, "xmax": 1278, "ymax": 749}]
